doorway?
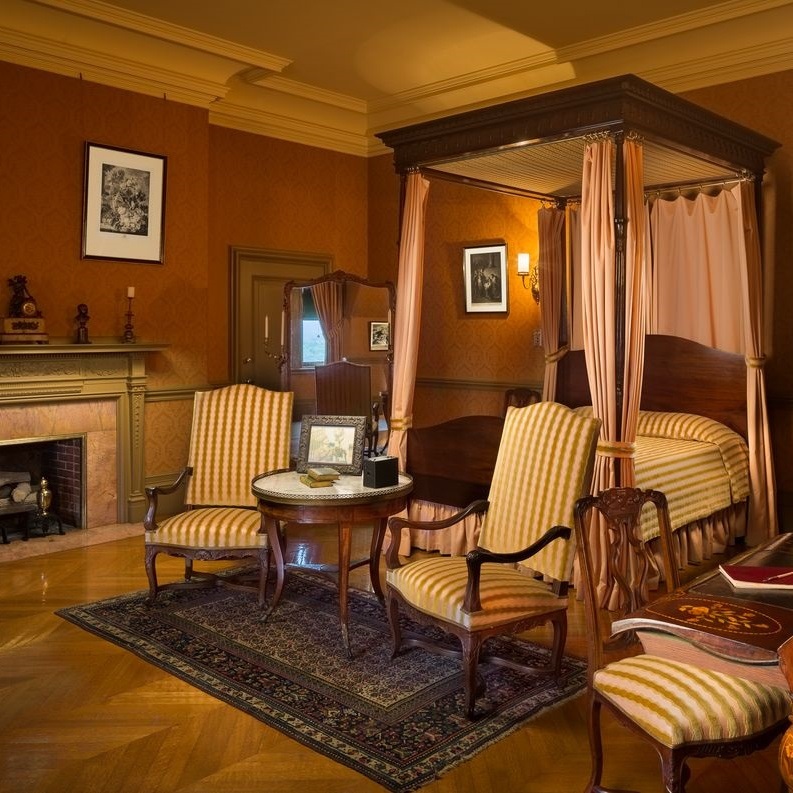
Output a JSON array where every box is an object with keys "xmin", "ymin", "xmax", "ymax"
[{"xmin": 230, "ymin": 247, "xmax": 330, "ymax": 390}]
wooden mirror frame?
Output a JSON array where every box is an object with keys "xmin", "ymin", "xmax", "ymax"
[{"xmin": 280, "ymin": 269, "xmax": 396, "ymax": 416}]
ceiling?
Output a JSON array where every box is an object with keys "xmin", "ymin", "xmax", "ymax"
[{"xmin": 3, "ymin": 0, "xmax": 793, "ymax": 156}]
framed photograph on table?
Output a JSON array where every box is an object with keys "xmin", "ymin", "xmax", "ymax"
[
  {"xmin": 463, "ymin": 244, "xmax": 507, "ymax": 313},
  {"xmin": 369, "ymin": 320, "xmax": 390, "ymax": 351},
  {"xmin": 82, "ymin": 142, "xmax": 167, "ymax": 263},
  {"xmin": 296, "ymin": 415, "xmax": 367, "ymax": 475}
]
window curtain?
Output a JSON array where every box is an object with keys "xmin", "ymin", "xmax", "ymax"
[
  {"xmin": 538, "ymin": 207, "xmax": 567, "ymax": 401},
  {"xmin": 387, "ymin": 171, "xmax": 430, "ymax": 469},
  {"xmin": 311, "ymin": 281, "xmax": 344, "ymax": 362},
  {"xmin": 580, "ymin": 137, "xmax": 646, "ymax": 607}
]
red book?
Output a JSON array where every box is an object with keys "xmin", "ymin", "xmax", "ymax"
[{"xmin": 719, "ymin": 564, "xmax": 793, "ymax": 590}]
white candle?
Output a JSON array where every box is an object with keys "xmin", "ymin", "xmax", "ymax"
[
  {"xmin": 387, "ymin": 308, "xmax": 392, "ymax": 327},
  {"xmin": 127, "ymin": 286, "xmax": 135, "ymax": 298},
  {"xmin": 265, "ymin": 315, "xmax": 269, "ymax": 340},
  {"xmin": 281, "ymin": 310, "xmax": 285, "ymax": 346}
]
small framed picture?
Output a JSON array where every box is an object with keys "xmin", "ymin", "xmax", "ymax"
[
  {"xmin": 82, "ymin": 142, "xmax": 167, "ymax": 263},
  {"xmin": 463, "ymin": 244, "xmax": 508, "ymax": 313},
  {"xmin": 369, "ymin": 320, "xmax": 390, "ymax": 351},
  {"xmin": 296, "ymin": 415, "xmax": 367, "ymax": 475}
]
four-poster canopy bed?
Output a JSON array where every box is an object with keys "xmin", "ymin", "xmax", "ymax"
[{"xmin": 377, "ymin": 74, "xmax": 780, "ymax": 603}]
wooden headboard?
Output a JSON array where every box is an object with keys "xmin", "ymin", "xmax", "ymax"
[
  {"xmin": 556, "ymin": 334, "xmax": 748, "ymax": 439},
  {"xmin": 406, "ymin": 415, "xmax": 504, "ymax": 508}
]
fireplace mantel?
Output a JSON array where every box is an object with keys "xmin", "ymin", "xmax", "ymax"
[{"xmin": 0, "ymin": 340, "xmax": 168, "ymax": 524}]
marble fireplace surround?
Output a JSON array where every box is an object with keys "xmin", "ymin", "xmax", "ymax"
[{"xmin": 0, "ymin": 342, "xmax": 166, "ymax": 527}]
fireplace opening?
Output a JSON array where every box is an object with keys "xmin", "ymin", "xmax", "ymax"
[{"xmin": 0, "ymin": 435, "xmax": 86, "ymax": 537}]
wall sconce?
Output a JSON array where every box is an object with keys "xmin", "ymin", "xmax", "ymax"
[{"xmin": 517, "ymin": 253, "xmax": 540, "ymax": 304}]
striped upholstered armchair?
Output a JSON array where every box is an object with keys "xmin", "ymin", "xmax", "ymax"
[
  {"xmin": 384, "ymin": 401, "xmax": 601, "ymax": 718},
  {"xmin": 144, "ymin": 384, "xmax": 293, "ymax": 606}
]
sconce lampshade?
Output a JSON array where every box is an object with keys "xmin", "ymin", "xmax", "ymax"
[{"xmin": 517, "ymin": 252, "xmax": 530, "ymax": 275}]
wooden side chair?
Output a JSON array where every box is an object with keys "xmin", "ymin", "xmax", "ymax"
[
  {"xmin": 502, "ymin": 386, "xmax": 540, "ymax": 415},
  {"xmin": 573, "ymin": 487, "xmax": 789, "ymax": 793},
  {"xmin": 315, "ymin": 359, "xmax": 379, "ymax": 455},
  {"xmin": 385, "ymin": 401, "xmax": 601, "ymax": 718},
  {"xmin": 144, "ymin": 384, "xmax": 293, "ymax": 606}
]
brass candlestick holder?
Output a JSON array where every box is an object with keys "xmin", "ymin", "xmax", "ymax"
[
  {"xmin": 262, "ymin": 337, "xmax": 286, "ymax": 369},
  {"xmin": 123, "ymin": 295, "xmax": 136, "ymax": 343}
]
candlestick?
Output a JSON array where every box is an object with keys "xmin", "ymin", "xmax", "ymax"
[{"xmin": 123, "ymin": 292, "xmax": 136, "ymax": 344}]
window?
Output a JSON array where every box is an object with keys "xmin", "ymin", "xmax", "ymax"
[{"xmin": 296, "ymin": 289, "xmax": 327, "ymax": 367}]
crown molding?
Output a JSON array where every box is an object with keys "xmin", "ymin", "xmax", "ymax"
[
  {"xmin": 209, "ymin": 100, "xmax": 380, "ymax": 158},
  {"xmin": 30, "ymin": 0, "xmax": 292, "ymax": 73},
  {"xmin": 244, "ymin": 73, "xmax": 368, "ymax": 115},
  {"xmin": 0, "ymin": 24, "xmax": 231, "ymax": 106}
]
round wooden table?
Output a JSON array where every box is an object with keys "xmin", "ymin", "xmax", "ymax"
[{"xmin": 251, "ymin": 470, "xmax": 413, "ymax": 655}]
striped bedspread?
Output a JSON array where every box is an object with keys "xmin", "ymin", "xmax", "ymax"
[{"xmin": 576, "ymin": 409, "xmax": 750, "ymax": 541}]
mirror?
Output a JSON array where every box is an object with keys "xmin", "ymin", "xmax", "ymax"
[{"xmin": 281, "ymin": 270, "xmax": 395, "ymax": 426}]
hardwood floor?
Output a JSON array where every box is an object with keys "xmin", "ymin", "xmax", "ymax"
[{"xmin": 0, "ymin": 524, "xmax": 784, "ymax": 793}]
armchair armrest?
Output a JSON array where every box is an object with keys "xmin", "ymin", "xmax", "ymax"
[
  {"xmin": 385, "ymin": 499, "xmax": 489, "ymax": 568},
  {"xmin": 143, "ymin": 466, "xmax": 193, "ymax": 532},
  {"xmin": 462, "ymin": 524, "xmax": 571, "ymax": 613}
]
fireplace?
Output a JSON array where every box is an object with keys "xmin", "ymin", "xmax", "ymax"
[
  {"xmin": 0, "ymin": 342, "xmax": 165, "ymax": 527},
  {"xmin": 0, "ymin": 435, "xmax": 86, "ymax": 529}
]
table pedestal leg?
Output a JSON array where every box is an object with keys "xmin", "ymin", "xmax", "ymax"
[
  {"xmin": 263, "ymin": 515, "xmax": 286, "ymax": 621},
  {"xmin": 338, "ymin": 520, "xmax": 352, "ymax": 658},
  {"xmin": 369, "ymin": 517, "xmax": 386, "ymax": 601}
]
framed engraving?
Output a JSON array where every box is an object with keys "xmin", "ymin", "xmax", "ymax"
[
  {"xmin": 82, "ymin": 142, "xmax": 167, "ymax": 263},
  {"xmin": 463, "ymin": 243, "xmax": 507, "ymax": 313},
  {"xmin": 368, "ymin": 320, "xmax": 390, "ymax": 351},
  {"xmin": 296, "ymin": 415, "xmax": 366, "ymax": 475}
]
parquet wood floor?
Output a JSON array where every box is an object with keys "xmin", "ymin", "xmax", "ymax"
[{"xmin": 0, "ymin": 524, "xmax": 784, "ymax": 792}]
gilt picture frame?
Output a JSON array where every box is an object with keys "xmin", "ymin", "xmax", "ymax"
[
  {"xmin": 82, "ymin": 142, "xmax": 167, "ymax": 263},
  {"xmin": 463, "ymin": 244, "xmax": 508, "ymax": 313},
  {"xmin": 296, "ymin": 415, "xmax": 367, "ymax": 475}
]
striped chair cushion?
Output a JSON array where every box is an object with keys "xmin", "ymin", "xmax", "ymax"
[
  {"xmin": 386, "ymin": 556, "xmax": 566, "ymax": 630},
  {"xmin": 594, "ymin": 654, "xmax": 789, "ymax": 748},
  {"xmin": 186, "ymin": 385, "xmax": 293, "ymax": 508},
  {"xmin": 481, "ymin": 401, "xmax": 600, "ymax": 583},
  {"xmin": 144, "ymin": 507, "xmax": 267, "ymax": 549}
]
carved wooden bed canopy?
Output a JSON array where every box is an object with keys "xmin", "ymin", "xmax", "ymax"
[{"xmin": 376, "ymin": 73, "xmax": 778, "ymax": 201}]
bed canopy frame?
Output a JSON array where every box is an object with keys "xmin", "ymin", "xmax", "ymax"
[
  {"xmin": 377, "ymin": 74, "xmax": 780, "ymax": 601},
  {"xmin": 377, "ymin": 72, "xmax": 778, "ymax": 446}
]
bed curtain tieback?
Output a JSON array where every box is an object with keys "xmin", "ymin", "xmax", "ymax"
[
  {"xmin": 596, "ymin": 440, "xmax": 636, "ymax": 458},
  {"xmin": 390, "ymin": 416, "xmax": 413, "ymax": 431},
  {"xmin": 745, "ymin": 355, "xmax": 766, "ymax": 368},
  {"xmin": 544, "ymin": 345, "xmax": 569, "ymax": 364}
]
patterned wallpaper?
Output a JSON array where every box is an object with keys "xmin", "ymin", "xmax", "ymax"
[{"xmin": 415, "ymin": 178, "xmax": 545, "ymax": 425}]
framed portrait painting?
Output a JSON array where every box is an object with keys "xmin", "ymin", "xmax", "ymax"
[
  {"xmin": 463, "ymin": 244, "xmax": 508, "ymax": 313},
  {"xmin": 296, "ymin": 415, "xmax": 367, "ymax": 475},
  {"xmin": 82, "ymin": 142, "xmax": 167, "ymax": 263}
]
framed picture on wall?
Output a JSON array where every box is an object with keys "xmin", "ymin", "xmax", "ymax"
[
  {"xmin": 463, "ymin": 244, "xmax": 508, "ymax": 313},
  {"xmin": 369, "ymin": 320, "xmax": 390, "ymax": 351},
  {"xmin": 82, "ymin": 142, "xmax": 167, "ymax": 263}
]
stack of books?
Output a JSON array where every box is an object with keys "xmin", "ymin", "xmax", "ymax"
[{"xmin": 299, "ymin": 467, "xmax": 340, "ymax": 488}]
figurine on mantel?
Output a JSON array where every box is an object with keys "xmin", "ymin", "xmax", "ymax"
[
  {"xmin": 0, "ymin": 275, "xmax": 49, "ymax": 344},
  {"xmin": 75, "ymin": 303, "xmax": 91, "ymax": 344}
]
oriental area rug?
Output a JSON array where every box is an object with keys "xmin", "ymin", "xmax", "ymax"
[{"xmin": 57, "ymin": 570, "xmax": 587, "ymax": 792}]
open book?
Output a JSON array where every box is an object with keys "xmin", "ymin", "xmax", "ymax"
[{"xmin": 719, "ymin": 564, "xmax": 793, "ymax": 590}]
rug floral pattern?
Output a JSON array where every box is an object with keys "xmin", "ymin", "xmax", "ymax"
[{"xmin": 58, "ymin": 571, "xmax": 586, "ymax": 792}]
